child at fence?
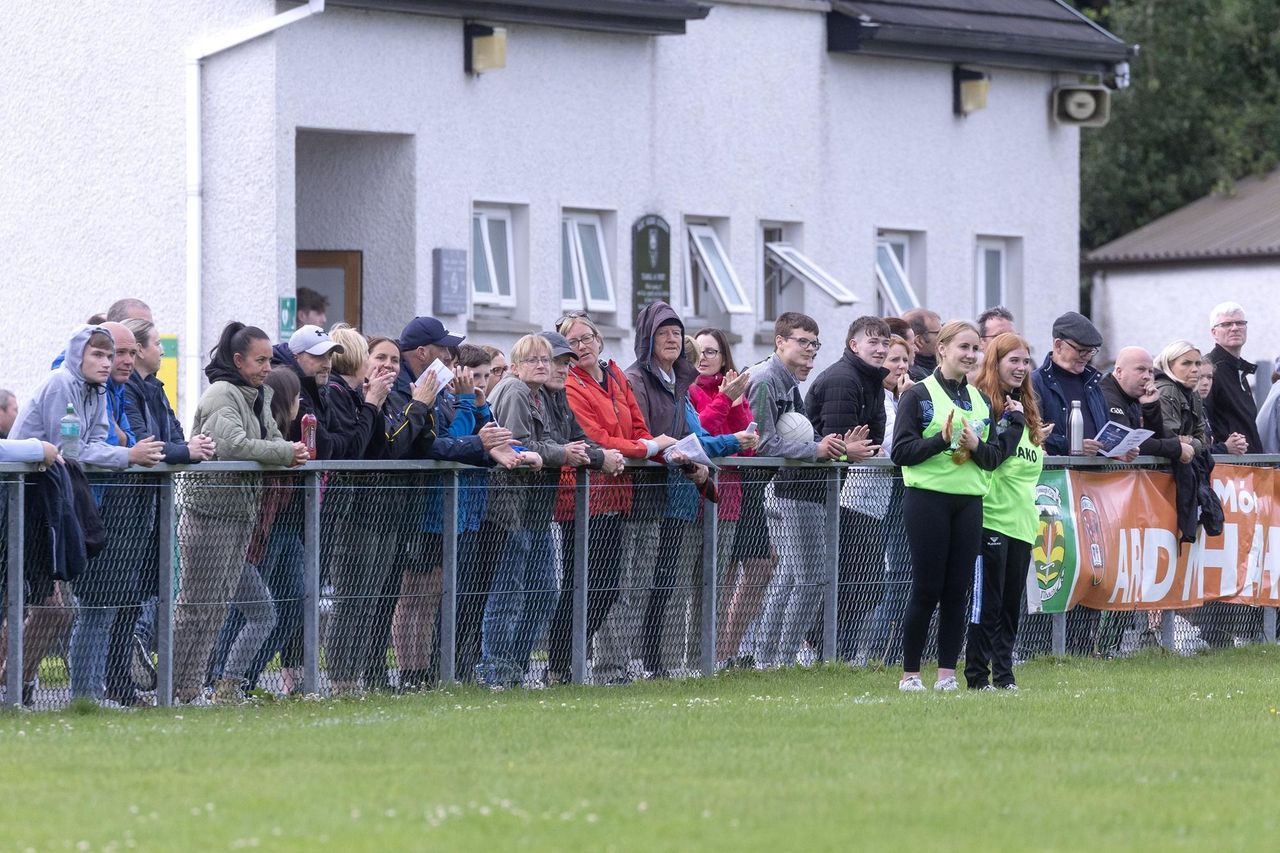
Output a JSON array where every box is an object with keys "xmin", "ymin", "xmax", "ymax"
[
  {"xmin": 173, "ymin": 322, "xmax": 308, "ymax": 704},
  {"xmin": 964, "ymin": 332, "xmax": 1045, "ymax": 690},
  {"xmin": 890, "ymin": 320, "xmax": 1022, "ymax": 693}
]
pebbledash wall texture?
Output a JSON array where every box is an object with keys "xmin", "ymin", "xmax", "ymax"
[{"xmin": 1, "ymin": 1, "xmax": 1083, "ymax": 416}]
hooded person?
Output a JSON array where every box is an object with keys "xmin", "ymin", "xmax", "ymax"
[{"xmin": 14, "ymin": 325, "xmax": 131, "ymax": 469}]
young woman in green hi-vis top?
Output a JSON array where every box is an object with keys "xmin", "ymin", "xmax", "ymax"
[{"xmin": 889, "ymin": 320, "xmax": 1024, "ymax": 693}]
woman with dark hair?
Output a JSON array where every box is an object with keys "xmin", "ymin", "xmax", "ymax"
[
  {"xmin": 173, "ymin": 322, "xmax": 308, "ymax": 703},
  {"xmin": 965, "ymin": 332, "xmax": 1046, "ymax": 690},
  {"xmin": 890, "ymin": 320, "xmax": 1021, "ymax": 692},
  {"xmin": 688, "ymin": 327, "xmax": 759, "ymax": 666}
]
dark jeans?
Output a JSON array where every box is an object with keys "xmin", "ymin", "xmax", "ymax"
[
  {"xmin": 965, "ymin": 530, "xmax": 1032, "ymax": 688},
  {"xmin": 547, "ymin": 514, "xmax": 626, "ymax": 680}
]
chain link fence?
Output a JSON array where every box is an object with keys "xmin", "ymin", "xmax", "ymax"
[{"xmin": 2, "ymin": 457, "xmax": 1277, "ymax": 709}]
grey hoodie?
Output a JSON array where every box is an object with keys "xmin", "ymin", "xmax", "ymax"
[{"xmin": 12, "ymin": 325, "xmax": 129, "ymax": 469}]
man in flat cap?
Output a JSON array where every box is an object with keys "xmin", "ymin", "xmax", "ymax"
[{"xmin": 1032, "ymin": 311, "xmax": 1108, "ymax": 457}]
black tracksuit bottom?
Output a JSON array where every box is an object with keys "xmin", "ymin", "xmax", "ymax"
[
  {"xmin": 902, "ymin": 487, "xmax": 982, "ymax": 672},
  {"xmin": 964, "ymin": 530, "xmax": 1032, "ymax": 688}
]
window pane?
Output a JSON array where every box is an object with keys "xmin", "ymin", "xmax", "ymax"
[
  {"xmin": 472, "ymin": 217, "xmax": 493, "ymax": 294},
  {"xmin": 561, "ymin": 220, "xmax": 578, "ymax": 302},
  {"xmin": 697, "ymin": 233, "xmax": 747, "ymax": 309},
  {"xmin": 876, "ymin": 243, "xmax": 919, "ymax": 313},
  {"xmin": 890, "ymin": 242, "xmax": 906, "ymax": 268},
  {"xmin": 488, "ymin": 218, "xmax": 511, "ymax": 297},
  {"xmin": 983, "ymin": 247, "xmax": 1002, "ymax": 307},
  {"xmin": 577, "ymin": 222, "xmax": 609, "ymax": 303}
]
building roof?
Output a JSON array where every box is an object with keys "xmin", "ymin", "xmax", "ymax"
[
  {"xmin": 1086, "ymin": 169, "xmax": 1280, "ymax": 267},
  {"xmin": 828, "ymin": 0, "xmax": 1132, "ymax": 75},
  {"xmin": 326, "ymin": 0, "xmax": 710, "ymax": 35}
]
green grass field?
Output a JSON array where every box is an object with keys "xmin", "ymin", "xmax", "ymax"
[{"xmin": 4, "ymin": 648, "xmax": 1280, "ymax": 851}]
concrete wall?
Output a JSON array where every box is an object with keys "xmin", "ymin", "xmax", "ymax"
[
  {"xmin": 1092, "ymin": 262, "xmax": 1280, "ymax": 371},
  {"xmin": 0, "ymin": 0, "xmax": 1083, "ymax": 418}
]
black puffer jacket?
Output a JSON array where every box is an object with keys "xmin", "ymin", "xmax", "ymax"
[
  {"xmin": 325, "ymin": 378, "xmax": 387, "ymax": 460},
  {"xmin": 804, "ymin": 347, "xmax": 889, "ymax": 444},
  {"xmin": 1099, "ymin": 373, "xmax": 1181, "ymax": 460},
  {"xmin": 271, "ymin": 344, "xmax": 336, "ymax": 459}
]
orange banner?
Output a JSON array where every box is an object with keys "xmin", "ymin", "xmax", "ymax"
[{"xmin": 1060, "ymin": 464, "xmax": 1280, "ymax": 610}]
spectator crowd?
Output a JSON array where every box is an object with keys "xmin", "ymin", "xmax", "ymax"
[{"xmin": 0, "ymin": 290, "xmax": 1266, "ymax": 705}]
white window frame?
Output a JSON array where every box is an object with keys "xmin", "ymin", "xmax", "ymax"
[
  {"xmin": 764, "ymin": 243, "xmax": 856, "ymax": 305},
  {"xmin": 879, "ymin": 232, "xmax": 911, "ymax": 280},
  {"xmin": 874, "ymin": 240, "xmax": 922, "ymax": 315},
  {"xmin": 561, "ymin": 212, "xmax": 616, "ymax": 313},
  {"xmin": 687, "ymin": 223, "xmax": 752, "ymax": 315},
  {"xmin": 471, "ymin": 208, "xmax": 516, "ymax": 308},
  {"xmin": 975, "ymin": 238, "xmax": 1007, "ymax": 313}
]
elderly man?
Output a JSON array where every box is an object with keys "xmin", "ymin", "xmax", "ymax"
[
  {"xmin": 1101, "ymin": 347, "xmax": 1190, "ymax": 463},
  {"xmin": 1204, "ymin": 301, "xmax": 1260, "ymax": 453},
  {"xmin": 1032, "ymin": 312, "xmax": 1109, "ymax": 456},
  {"xmin": 903, "ymin": 308, "xmax": 941, "ymax": 381}
]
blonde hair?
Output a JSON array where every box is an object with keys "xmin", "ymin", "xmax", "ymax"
[
  {"xmin": 887, "ymin": 334, "xmax": 911, "ymax": 356},
  {"xmin": 557, "ymin": 312, "xmax": 601, "ymax": 341},
  {"xmin": 1154, "ymin": 339, "xmax": 1201, "ymax": 378},
  {"xmin": 936, "ymin": 319, "xmax": 980, "ymax": 350},
  {"xmin": 510, "ymin": 333, "xmax": 552, "ymax": 366},
  {"xmin": 328, "ymin": 323, "xmax": 369, "ymax": 377}
]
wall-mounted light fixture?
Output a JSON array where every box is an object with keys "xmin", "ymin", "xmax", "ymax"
[
  {"xmin": 465, "ymin": 22, "xmax": 507, "ymax": 75},
  {"xmin": 953, "ymin": 66, "xmax": 990, "ymax": 116}
]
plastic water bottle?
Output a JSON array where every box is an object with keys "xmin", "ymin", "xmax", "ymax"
[
  {"xmin": 1068, "ymin": 400, "xmax": 1084, "ymax": 456},
  {"xmin": 59, "ymin": 404, "xmax": 81, "ymax": 460}
]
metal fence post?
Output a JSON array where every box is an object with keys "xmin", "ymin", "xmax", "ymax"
[
  {"xmin": 1263, "ymin": 608, "xmax": 1277, "ymax": 644},
  {"xmin": 155, "ymin": 475, "xmax": 176, "ymax": 707},
  {"xmin": 5, "ymin": 476, "xmax": 24, "ymax": 707},
  {"xmin": 302, "ymin": 471, "xmax": 320, "ymax": 695},
  {"xmin": 571, "ymin": 468, "xmax": 590, "ymax": 684},
  {"xmin": 822, "ymin": 467, "xmax": 840, "ymax": 662},
  {"xmin": 439, "ymin": 469, "xmax": 459, "ymax": 685},
  {"xmin": 700, "ymin": 469, "xmax": 718, "ymax": 676},
  {"xmin": 1051, "ymin": 611, "xmax": 1066, "ymax": 656},
  {"xmin": 1160, "ymin": 608, "xmax": 1175, "ymax": 650}
]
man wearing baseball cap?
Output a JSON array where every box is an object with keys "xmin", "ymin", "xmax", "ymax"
[
  {"xmin": 1032, "ymin": 311, "xmax": 1108, "ymax": 457},
  {"xmin": 271, "ymin": 324, "xmax": 344, "ymax": 458}
]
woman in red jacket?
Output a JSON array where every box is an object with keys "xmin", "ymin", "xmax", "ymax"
[
  {"xmin": 689, "ymin": 327, "xmax": 763, "ymax": 666},
  {"xmin": 558, "ymin": 311, "xmax": 678, "ymax": 684}
]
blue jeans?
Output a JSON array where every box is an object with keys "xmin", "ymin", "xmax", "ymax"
[
  {"xmin": 864, "ymin": 485, "xmax": 911, "ymax": 663},
  {"xmin": 478, "ymin": 527, "xmax": 558, "ymax": 685},
  {"xmin": 69, "ymin": 604, "xmax": 117, "ymax": 700},
  {"xmin": 208, "ymin": 526, "xmax": 303, "ymax": 687}
]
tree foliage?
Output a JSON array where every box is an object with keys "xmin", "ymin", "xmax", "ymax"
[{"xmin": 1077, "ymin": 0, "xmax": 1280, "ymax": 250}]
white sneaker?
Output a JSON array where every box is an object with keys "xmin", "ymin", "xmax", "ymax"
[
  {"xmin": 898, "ymin": 676, "xmax": 926, "ymax": 693},
  {"xmin": 934, "ymin": 676, "xmax": 959, "ymax": 692},
  {"xmin": 1001, "ymin": 683, "xmax": 1019, "ymax": 692}
]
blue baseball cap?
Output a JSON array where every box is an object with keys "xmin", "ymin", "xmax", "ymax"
[{"xmin": 399, "ymin": 316, "xmax": 465, "ymax": 350}]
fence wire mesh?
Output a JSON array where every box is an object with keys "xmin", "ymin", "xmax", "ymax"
[{"xmin": 2, "ymin": 459, "xmax": 1277, "ymax": 709}]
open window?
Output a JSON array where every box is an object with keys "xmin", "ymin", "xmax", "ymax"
[
  {"xmin": 561, "ymin": 212, "xmax": 616, "ymax": 313},
  {"xmin": 874, "ymin": 240, "xmax": 922, "ymax": 315},
  {"xmin": 765, "ymin": 242, "xmax": 856, "ymax": 307},
  {"xmin": 687, "ymin": 223, "xmax": 751, "ymax": 315},
  {"xmin": 975, "ymin": 238, "xmax": 1007, "ymax": 312},
  {"xmin": 471, "ymin": 208, "xmax": 516, "ymax": 308}
]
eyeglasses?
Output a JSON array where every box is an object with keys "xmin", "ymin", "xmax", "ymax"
[
  {"xmin": 923, "ymin": 328, "xmax": 941, "ymax": 339},
  {"xmin": 566, "ymin": 332, "xmax": 597, "ymax": 349},
  {"xmin": 519, "ymin": 356, "xmax": 552, "ymax": 366},
  {"xmin": 699, "ymin": 348, "xmax": 720, "ymax": 359},
  {"xmin": 1059, "ymin": 339, "xmax": 1100, "ymax": 359},
  {"xmin": 556, "ymin": 310, "xmax": 590, "ymax": 328},
  {"xmin": 784, "ymin": 335, "xmax": 822, "ymax": 352},
  {"xmin": 490, "ymin": 365, "xmax": 507, "ymax": 376},
  {"xmin": 1214, "ymin": 320, "xmax": 1248, "ymax": 330}
]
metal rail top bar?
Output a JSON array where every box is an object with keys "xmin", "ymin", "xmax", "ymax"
[{"xmin": 3, "ymin": 454, "xmax": 1279, "ymax": 475}]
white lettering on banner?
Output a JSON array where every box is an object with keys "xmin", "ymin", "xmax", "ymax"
[
  {"xmin": 1184, "ymin": 524, "xmax": 1239, "ymax": 600},
  {"xmin": 1241, "ymin": 523, "xmax": 1265, "ymax": 599},
  {"xmin": 1140, "ymin": 527, "xmax": 1178, "ymax": 603},
  {"xmin": 1111, "ymin": 528, "xmax": 1133, "ymax": 604},
  {"xmin": 1214, "ymin": 478, "xmax": 1258, "ymax": 515},
  {"xmin": 1264, "ymin": 527, "xmax": 1280, "ymax": 600}
]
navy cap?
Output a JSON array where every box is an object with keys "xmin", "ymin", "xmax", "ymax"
[
  {"xmin": 398, "ymin": 316, "xmax": 465, "ymax": 350},
  {"xmin": 539, "ymin": 331, "xmax": 578, "ymax": 361}
]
